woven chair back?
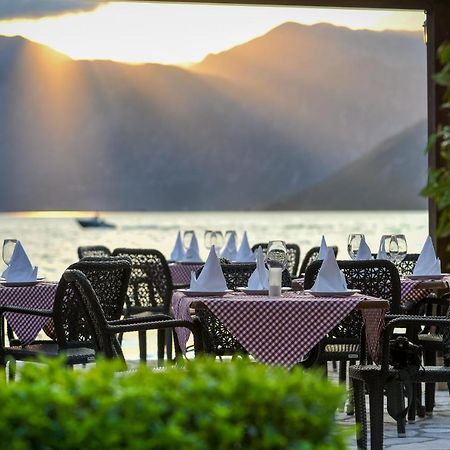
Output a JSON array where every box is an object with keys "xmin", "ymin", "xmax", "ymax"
[
  {"xmin": 299, "ymin": 246, "xmax": 339, "ymax": 277},
  {"xmin": 77, "ymin": 245, "xmax": 111, "ymax": 259}
]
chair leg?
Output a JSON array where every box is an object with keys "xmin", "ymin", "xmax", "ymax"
[
  {"xmin": 7, "ymin": 358, "xmax": 16, "ymax": 382},
  {"xmin": 165, "ymin": 329, "xmax": 173, "ymax": 361},
  {"xmin": 138, "ymin": 330, "xmax": 147, "ymax": 363},
  {"xmin": 339, "ymin": 361, "xmax": 347, "ymax": 384},
  {"xmin": 157, "ymin": 329, "xmax": 165, "ymax": 366},
  {"xmin": 353, "ymin": 379, "xmax": 367, "ymax": 450},
  {"xmin": 368, "ymin": 381, "xmax": 385, "ymax": 450},
  {"xmin": 424, "ymin": 350, "xmax": 436, "ymax": 415},
  {"xmin": 332, "ymin": 360, "xmax": 337, "ymax": 372}
]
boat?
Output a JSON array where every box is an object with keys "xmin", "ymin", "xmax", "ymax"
[{"xmin": 76, "ymin": 216, "xmax": 116, "ymax": 229}]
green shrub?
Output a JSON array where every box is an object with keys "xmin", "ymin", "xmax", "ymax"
[{"xmin": 0, "ymin": 358, "xmax": 348, "ymax": 450}]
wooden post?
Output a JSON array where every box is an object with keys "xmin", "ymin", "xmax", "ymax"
[{"xmin": 426, "ymin": 2, "xmax": 450, "ymax": 266}]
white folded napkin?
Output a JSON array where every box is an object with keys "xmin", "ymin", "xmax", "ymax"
[
  {"xmin": 220, "ymin": 232, "xmax": 237, "ymax": 261},
  {"xmin": 234, "ymin": 231, "xmax": 255, "ymax": 262},
  {"xmin": 311, "ymin": 247, "xmax": 347, "ymax": 292},
  {"xmin": 190, "ymin": 246, "xmax": 227, "ymax": 292},
  {"xmin": 248, "ymin": 246, "xmax": 269, "ymax": 290},
  {"xmin": 318, "ymin": 235, "xmax": 328, "ymax": 260},
  {"xmin": 170, "ymin": 231, "xmax": 185, "ymax": 262},
  {"xmin": 376, "ymin": 235, "xmax": 389, "ymax": 260},
  {"xmin": 413, "ymin": 236, "xmax": 441, "ymax": 276},
  {"xmin": 355, "ymin": 236, "xmax": 373, "ymax": 260},
  {"xmin": 2, "ymin": 241, "xmax": 38, "ymax": 282},
  {"xmin": 182, "ymin": 233, "xmax": 203, "ymax": 263}
]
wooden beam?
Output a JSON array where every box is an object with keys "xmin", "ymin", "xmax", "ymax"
[{"xmin": 427, "ymin": 2, "xmax": 450, "ymax": 265}]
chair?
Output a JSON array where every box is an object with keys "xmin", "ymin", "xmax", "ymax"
[
  {"xmin": 298, "ymin": 246, "xmax": 339, "ymax": 277},
  {"xmin": 78, "ymin": 245, "xmax": 111, "ymax": 259},
  {"xmin": 194, "ymin": 263, "xmax": 291, "ymax": 357},
  {"xmin": 251, "ymin": 243, "xmax": 301, "ymax": 277},
  {"xmin": 111, "ymin": 248, "xmax": 173, "ymax": 364},
  {"xmin": 350, "ymin": 311, "xmax": 450, "ymax": 450},
  {"xmin": 0, "ymin": 259, "xmax": 132, "ymax": 374},
  {"xmin": 59, "ymin": 269, "xmax": 202, "ymax": 366},
  {"xmin": 303, "ymin": 260, "xmax": 401, "ymax": 379}
]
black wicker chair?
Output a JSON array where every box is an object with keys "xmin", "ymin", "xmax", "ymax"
[
  {"xmin": 59, "ymin": 269, "xmax": 202, "ymax": 367},
  {"xmin": 78, "ymin": 245, "xmax": 111, "ymax": 259},
  {"xmin": 298, "ymin": 245, "xmax": 339, "ymax": 277},
  {"xmin": 0, "ymin": 259, "xmax": 132, "ymax": 375},
  {"xmin": 303, "ymin": 260, "xmax": 401, "ymax": 379},
  {"xmin": 112, "ymin": 248, "xmax": 173, "ymax": 364},
  {"xmin": 350, "ymin": 311, "xmax": 450, "ymax": 450},
  {"xmin": 251, "ymin": 243, "xmax": 300, "ymax": 277},
  {"xmin": 194, "ymin": 263, "xmax": 291, "ymax": 357}
]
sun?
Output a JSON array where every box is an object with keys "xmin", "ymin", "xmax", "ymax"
[{"xmin": 0, "ymin": 2, "xmax": 424, "ymax": 65}]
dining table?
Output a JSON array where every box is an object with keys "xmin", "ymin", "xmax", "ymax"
[
  {"xmin": 172, "ymin": 290, "xmax": 388, "ymax": 368},
  {"xmin": 0, "ymin": 282, "xmax": 57, "ymax": 344},
  {"xmin": 169, "ymin": 262, "xmax": 204, "ymax": 287}
]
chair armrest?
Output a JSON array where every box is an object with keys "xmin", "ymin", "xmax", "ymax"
[
  {"xmin": 108, "ymin": 314, "xmax": 173, "ymax": 326},
  {"xmin": 107, "ymin": 318, "xmax": 197, "ymax": 334},
  {"xmin": 0, "ymin": 305, "xmax": 53, "ymax": 317}
]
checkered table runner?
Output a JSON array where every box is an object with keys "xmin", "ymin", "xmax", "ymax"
[
  {"xmin": 173, "ymin": 291, "xmax": 384, "ymax": 368},
  {"xmin": 400, "ymin": 279, "xmax": 432, "ymax": 306},
  {"xmin": 0, "ymin": 282, "xmax": 57, "ymax": 344},
  {"xmin": 291, "ymin": 277, "xmax": 305, "ymax": 291},
  {"xmin": 169, "ymin": 263, "xmax": 204, "ymax": 286}
]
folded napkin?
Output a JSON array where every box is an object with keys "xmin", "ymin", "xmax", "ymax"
[
  {"xmin": 318, "ymin": 235, "xmax": 328, "ymax": 260},
  {"xmin": 413, "ymin": 236, "xmax": 441, "ymax": 276},
  {"xmin": 234, "ymin": 231, "xmax": 255, "ymax": 262},
  {"xmin": 311, "ymin": 248, "xmax": 347, "ymax": 293},
  {"xmin": 182, "ymin": 233, "xmax": 203, "ymax": 263},
  {"xmin": 248, "ymin": 246, "xmax": 269, "ymax": 290},
  {"xmin": 190, "ymin": 246, "xmax": 227, "ymax": 292},
  {"xmin": 170, "ymin": 231, "xmax": 185, "ymax": 261},
  {"xmin": 376, "ymin": 235, "xmax": 389, "ymax": 260},
  {"xmin": 355, "ymin": 236, "xmax": 373, "ymax": 260},
  {"xmin": 220, "ymin": 232, "xmax": 237, "ymax": 261},
  {"xmin": 2, "ymin": 241, "xmax": 38, "ymax": 282}
]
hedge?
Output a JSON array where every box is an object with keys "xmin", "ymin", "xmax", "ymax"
[{"xmin": 0, "ymin": 358, "xmax": 349, "ymax": 449}]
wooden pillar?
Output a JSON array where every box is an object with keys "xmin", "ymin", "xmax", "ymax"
[{"xmin": 426, "ymin": 1, "xmax": 450, "ymax": 265}]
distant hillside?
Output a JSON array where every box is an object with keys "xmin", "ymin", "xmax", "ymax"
[
  {"xmin": 0, "ymin": 22, "xmax": 427, "ymax": 211},
  {"xmin": 269, "ymin": 121, "xmax": 428, "ymax": 210}
]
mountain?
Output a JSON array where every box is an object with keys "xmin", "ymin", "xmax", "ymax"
[
  {"xmin": 269, "ymin": 121, "xmax": 428, "ymax": 210},
  {"xmin": 0, "ymin": 22, "xmax": 427, "ymax": 211}
]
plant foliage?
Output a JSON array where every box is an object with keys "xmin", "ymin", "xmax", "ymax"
[
  {"xmin": 0, "ymin": 358, "xmax": 348, "ymax": 450},
  {"xmin": 422, "ymin": 42, "xmax": 450, "ymax": 238}
]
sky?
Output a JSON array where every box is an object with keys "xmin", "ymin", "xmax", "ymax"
[{"xmin": 0, "ymin": 1, "xmax": 425, "ymax": 65}]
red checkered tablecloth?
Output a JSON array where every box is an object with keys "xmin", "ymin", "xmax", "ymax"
[
  {"xmin": 0, "ymin": 282, "xmax": 57, "ymax": 344},
  {"xmin": 172, "ymin": 291, "xmax": 385, "ymax": 368},
  {"xmin": 400, "ymin": 279, "xmax": 431, "ymax": 306},
  {"xmin": 169, "ymin": 263, "xmax": 203, "ymax": 286}
]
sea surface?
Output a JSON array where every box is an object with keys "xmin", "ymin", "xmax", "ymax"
[{"xmin": 0, "ymin": 210, "xmax": 429, "ymax": 280}]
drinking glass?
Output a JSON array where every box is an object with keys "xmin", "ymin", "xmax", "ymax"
[
  {"xmin": 393, "ymin": 234, "xmax": 407, "ymax": 262},
  {"xmin": 204, "ymin": 230, "xmax": 213, "ymax": 250},
  {"xmin": 211, "ymin": 231, "xmax": 224, "ymax": 254},
  {"xmin": 266, "ymin": 240, "xmax": 288, "ymax": 270},
  {"xmin": 183, "ymin": 230, "xmax": 195, "ymax": 249},
  {"xmin": 224, "ymin": 230, "xmax": 237, "ymax": 245},
  {"xmin": 2, "ymin": 239, "xmax": 17, "ymax": 266},
  {"xmin": 347, "ymin": 234, "xmax": 364, "ymax": 260},
  {"xmin": 387, "ymin": 235, "xmax": 399, "ymax": 262}
]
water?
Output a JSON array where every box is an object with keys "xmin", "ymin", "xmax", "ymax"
[{"xmin": 0, "ymin": 210, "xmax": 428, "ymax": 280}]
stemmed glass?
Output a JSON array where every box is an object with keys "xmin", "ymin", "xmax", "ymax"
[
  {"xmin": 2, "ymin": 239, "xmax": 17, "ymax": 266},
  {"xmin": 204, "ymin": 230, "xmax": 213, "ymax": 250},
  {"xmin": 210, "ymin": 231, "xmax": 224, "ymax": 255},
  {"xmin": 388, "ymin": 234, "xmax": 407, "ymax": 262},
  {"xmin": 347, "ymin": 234, "xmax": 364, "ymax": 260},
  {"xmin": 224, "ymin": 230, "xmax": 237, "ymax": 246},
  {"xmin": 266, "ymin": 240, "xmax": 288, "ymax": 270},
  {"xmin": 183, "ymin": 230, "xmax": 195, "ymax": 250}
]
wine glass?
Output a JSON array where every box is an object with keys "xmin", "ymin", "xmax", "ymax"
[
  {"xmin": 266, "ymin": 240, "xmax": 288, "ymax": 270},
  {"xmin": 2, "ymin": 239, "xmax": 17, "ymax": 266},
  {"xmin": 378, "ymin": 234, "xmax": 392, "ymax": 259},
  {"xmin": 347, "ymin": 234, "xmax": 364, "ymax": 260},
  {"xmin": 211, "ymin": 231, "xmax": 224, "ymax": 254},
  {"xmin": 393, "ymin": 234, "xmax": 407, "ymax": 262},
  {"xmin": 183, "ymin": 230, "xmax": 195, "ymax": 250},
  {"xmin": 204, "ymin": 230, "xmax": 213, "ymax": 250},
  {"xmin": 224, "ymin": 230, "xmax": 237, "ymax": 246},
  {"xmin": 387, "ymin": 235, "xmax": 399, "ymax": 262}
]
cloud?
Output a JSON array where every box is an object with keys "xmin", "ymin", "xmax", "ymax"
[{"xmin": 0, "ymin": 0, "xmax": 101, "ymax": 20}]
